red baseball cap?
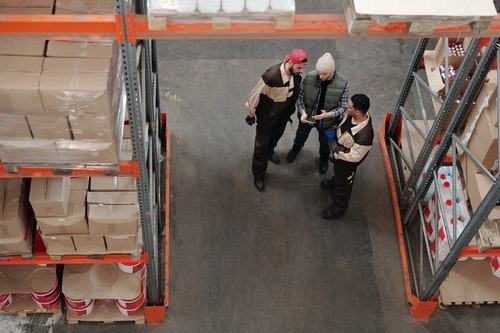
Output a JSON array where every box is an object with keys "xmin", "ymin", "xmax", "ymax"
[{"xmin": 284, "ymin": 49, "xmax": 308, "ymax": 64}]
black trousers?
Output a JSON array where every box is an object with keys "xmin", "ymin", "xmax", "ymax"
[
  {"xmin": 329, "ymin": 158, "xmax": 358, "ymax": 215},
  {"xmin": 292, "ymin": 121, "xmax": 330, "ymax": 158},
  {"xmin": 252, "ymin": 110, "xmax": 290, "ymax": 180}
]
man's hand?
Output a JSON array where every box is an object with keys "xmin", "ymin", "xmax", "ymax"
[
  {"xmin": 245, "ymin": 115, "xmax": 255, "ymax": 126},
  {"xmin": 299, "ymin": 113, "xmax": 311, "ymax": 124},
  {"xmin": 312, "ymin": 110, "xmax": 329, "ymax": 120}
]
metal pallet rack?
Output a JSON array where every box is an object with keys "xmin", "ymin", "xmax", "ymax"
[
  {"xmin": 2, "ymin": 1, "xmax": 500, "ymax": 325},
  {"xmin": 381, "ymin": 37, "xmax": 500, "ymax": 321},
  {"xmin": 0, "ymin": 0, "xmax": 168, "ymax": 326}
]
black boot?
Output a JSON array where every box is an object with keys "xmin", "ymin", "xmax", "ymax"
[{"xmin": 287, "ymin": 146, "xmax": 300, "ymax": 163}]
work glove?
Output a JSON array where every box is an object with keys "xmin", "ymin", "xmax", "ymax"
[{"xmin": 245, "ymin": 115, "xmax": 255, "ymax": 126}]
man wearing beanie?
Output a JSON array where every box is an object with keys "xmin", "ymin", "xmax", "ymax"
[
  {"xmin": 245, "ymin": 49, "xmax": 308, "ymax": 191},
  {"xmin": 286, "ymin": 52, "xmax": 349, "ymax": 175}
]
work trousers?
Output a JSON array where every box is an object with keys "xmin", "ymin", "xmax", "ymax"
[
  {"xmin": 329, "ymin": 158, "xmax": 358, "ymax": 215},
  {"xmin": 252, "ymin": 110, "xmax": 290, "ymax": 180},
  {"xmin": 292, "ymin": 121, "xmax": 330, "ymax": 158}
]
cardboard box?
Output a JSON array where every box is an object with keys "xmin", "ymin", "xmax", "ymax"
[
  {"xmin": 87, "ymin": 191, "xmax": 139, "ymax": 235},
  {"xmin": 68, "ymin": 112, "xmax": 118, "ymax": 141},
  {"xmin": 90, "ymin": 177, "xmax": 137, "ymax": 191},
  {"xmin": 0, "ymin": 195, "xmax": 29, "ymax": 239},
  {"xmin": 36, "ymin": 190, "xmax": 88, "ymax": 235},
  {"xmin": 0, "ymin": 115, "xmax": 32, "ymax": 139},
  {"xmin": 41, "ymin": 234, "xmax": 76, "ymax": 254},
  {"xmin": 105, "ymin": 234, "xmax": 141, "ymax": 252},
  {"xmin": 70, "ymin": 177, "xmax": 89, "ymax": 191},
  {"xmin": 55, "ymin": 0, "xmax": 115, "ymax": 14},
  {"xmin": 56, "ymin": 139, "xmax": 120, "ymax": 165},
  {"xmin": 462, "ymin": 155, "xmax": 500, "ymax": 219},
  {"xmin": 0, "ymin": 56, "xmax": 44, "ymax": 116},
  {"xmin": 72, "ymin": 235, "xmax": 106, "ymax": 253},
  {"xmin": 29, "ymin": 178, "xmax": 71, "ymax": 217},
  {"xmin": 0, "ymin": 235, "xmax": 32, "ymax": 254},
  {"xmin": 46, "ymin": 40, "xmax": 116, "ymax": 58},
  {"xmin": 121, "ymin": 138, "xmax": 133, "ymax": 160},
  {"xmin": 0, "ymin": 139, "xmax": 59, "ymax": 164},
  {"xmin": 465, "ymin": 98, "xmax": 498, "ymax": 171},
  {"xmin": 27, "ymin": 115, "xmax": 72, "ymax": 140},
  {"xmin": 0, "ymin": 39, "xmax": 46, "ymax": 56},
  {"xmin": 40, "ymin": 57, "xmax": 117, "ymax": 116},
  {"xmin": 0, "ymin": 0, "xmax": 54, "ymax": 7}
]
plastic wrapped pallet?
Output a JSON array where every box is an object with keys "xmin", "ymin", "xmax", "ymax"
[{"xmin": 147, "ymin": 0, "xmax": 295, "ymax": 30}]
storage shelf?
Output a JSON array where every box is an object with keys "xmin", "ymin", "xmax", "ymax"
[{"xmin": 1, "ymin": 14, "xmax": 500, "ymax": 40}]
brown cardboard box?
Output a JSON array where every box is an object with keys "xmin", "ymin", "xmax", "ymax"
[
  {"xmin": 0, "ymin": 55, "xmax": 44, "ymax": 116},
  {"xmin": 465, "ymin": 98, "xmax": 498, "ymax": 171},
  {"xmin": 39, "ymin": 55, "xmax": 122, "ymax": 117},
  {"xmin": 87, "ymin": 191, "xmax": 139, "ymax": 235},
  {"xmin": 29, "ymin": 178, "xmax": 71, "ymax": 217},
  {"xmin": 0, "ymin": 235, "xmax": 32, "ymax": 254},
  {"xmin": 72, "ymin": 235, "xmax": 106, "ymax": 253},
  {"xmin": 0, "ymin": 115, "xmax": 32, "ymax": 139},
  {"xmin": 0, "ymin": 39, "xmax": 46, "ymax": 57},
  {"xmin": 0, "ymin": 0, "xmax": 54, "ymax": 7},
  {"xmin": 121, "ymin": 138, "xmax": 133, "ymax": 161},
  {"xmin": 69, "ymin": 112, "xmax": 118, "ymax": 141},
  {"xmin": 105, "ymin": 234, "xmax": 141, "ymax": 252},
  {"xmin": 36, "ymin": 190, "xmax": 88, "ymax": 235},
  {"xmin": 27, "ymin": 115, "xmax": 72, "ymax": 140},
  {"xmin": 0, "ymin": 139, "xmax": 59, "ymax": 164},
  {"xmin": 56, "ymin": 139, "xmax": 120, "ymax": 165},
  {"xmin": 0, "ymin": 195, "xmax": 28, "ymax": 239},
  {"xmin": 55, "ymin": 0, "xmax": 115, "ymax": 14},
  {"xmin": 46, "ymin": 40, "xmax": 116, "ymax": 58},
  {"xmin": 41, "ymin": 234, "xmax": 76, "ymax": 254},
  {"xmin": 462, "ymin": 155, "xmax": 500, "ymax": 219},
  {"xmin": 70, "ymin": 178, "xmax": 89, "ymax": 191},
  {"xmin": 90, "ymin": 177, "xmax": 137, "ymax": 191}
]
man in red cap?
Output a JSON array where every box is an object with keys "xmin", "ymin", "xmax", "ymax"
[{"xmin": 245, "ymin": 49, "xmax": 308, "ymax": 191}]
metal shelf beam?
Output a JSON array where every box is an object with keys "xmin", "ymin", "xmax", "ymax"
[{"xmin": 1, "ymin": 14, "xmax": 500, "ymax": 40}]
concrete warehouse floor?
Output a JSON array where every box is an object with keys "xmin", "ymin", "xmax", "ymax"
[{"xmin": 3, "ymin": 1, "xmax": 500, "ymax": 332}]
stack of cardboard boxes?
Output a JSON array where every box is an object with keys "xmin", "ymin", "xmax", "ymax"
[
  {"xmin": 32, "ymin": 177, "xmax": 142, "ymax": 256},
  {"xmin": 0, "ymin": 0, "xmax": 125, "ymax": 167},
  {"xmin": 0, "ymin": 0, "xmax": 147, "ymax": 321}
]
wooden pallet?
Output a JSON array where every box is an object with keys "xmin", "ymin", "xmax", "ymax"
[
  {"xmin": 66, "ymin": 301, "xmax": 145, "ymax": 325},
  {"xmin": 476, "ymin": 219, "xmax": 500, "ymax": 252},
  {"xmin": 439, "ymin": 259, "xmax": 500, "ymax": 306},
  {"xmin": 343, "ymin": 0, "xmax": 496, "ymax": 36},
  {"xmin": 47, "ymin": 251, "xmax": 143, "ymax": 261},
  {"xmin": 2, "ymin": 163, "xmax": 121, "ymax": 176},
  {"xmin": 148, "ymin": 10, "xmax": 295, "ymax": 30},
  {"xmin": 0, "ymin": 296, "xmax": 62, "ymax": 317}
]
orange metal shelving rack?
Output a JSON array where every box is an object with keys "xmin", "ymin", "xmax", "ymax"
[{"xmin": 1, "ymin": 6, "xmax": 500, "ymax": 325}]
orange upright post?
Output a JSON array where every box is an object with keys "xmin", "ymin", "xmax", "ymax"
[{"xmin": 379, "ymin": 113, "xmax": 439, "ymax": 321}]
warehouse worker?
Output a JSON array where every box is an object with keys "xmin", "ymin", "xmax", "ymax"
[
  {"xmin": 286, "ymin": 52, "xmax": 349, "ymax": 175},
  {"xmin": 245, "ymin": 49, "xmax": 308, "ymax": 192},
  {"xmin": 321, "ymin": 93, "xmax": 374, "ymax": 220}
]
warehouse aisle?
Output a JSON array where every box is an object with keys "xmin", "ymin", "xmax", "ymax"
[{"xmin": 154, "ymin": 37, "xmax": 500, "ymax": 333}]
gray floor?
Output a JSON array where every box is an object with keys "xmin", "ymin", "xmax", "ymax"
[{"xmin": 4, "ymin": 2, "xmax": 500, "ymax": 332}]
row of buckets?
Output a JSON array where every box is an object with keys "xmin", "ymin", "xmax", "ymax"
[{"xmin": 0, "ymin": 261, "xmax": 146, "ymax": 317}]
